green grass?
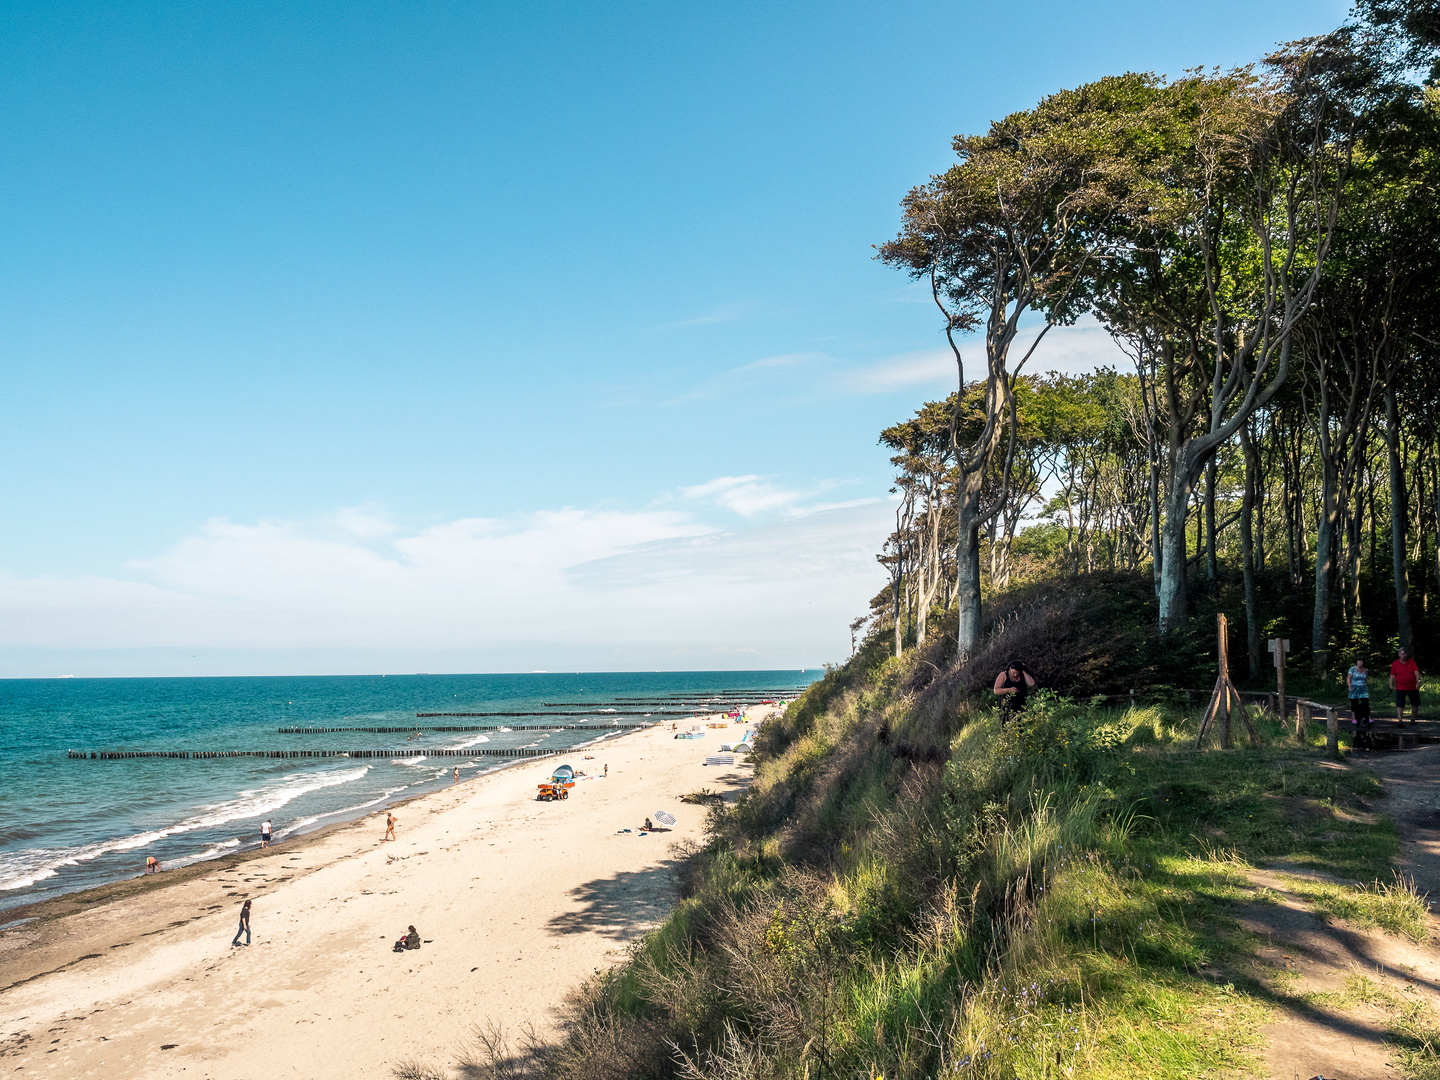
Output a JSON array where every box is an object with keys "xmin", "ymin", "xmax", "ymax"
[
  {"xmin": 1286, "ymin": 875, "xmax": 1431, "ymax": 942},
  {"xmin": 427, "ymin": 646, "xmax": 1436, "ymax": 1080}
]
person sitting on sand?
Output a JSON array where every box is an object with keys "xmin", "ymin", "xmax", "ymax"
[
  {"xmin": 384, "ymin": 812, "xmax": 397, "ymax": 842},
  {"xmin": 393, "ymin": 925, "xmax": 421, "ymax": 952},
  {"xmin": 146, "ymin": 855, "xmax": 159, "ymax": 874},
  {"xmin": 643, "ymin": 817, "xmax": 653, "ymax": 832}
]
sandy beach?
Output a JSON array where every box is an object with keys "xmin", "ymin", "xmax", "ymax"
[{"xmin": 0, "ymin": 710, "xmax": 767, "ymax": 1078}]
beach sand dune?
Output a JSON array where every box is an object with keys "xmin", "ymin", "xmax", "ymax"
[{"xmin": 0, "ymin": 710, "xmax": 766, "ymax": 1078}]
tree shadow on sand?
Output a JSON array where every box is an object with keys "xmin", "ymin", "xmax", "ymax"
[{"xmin": 544, "ymin": 860, "xmax": 681, "ymax": 940}]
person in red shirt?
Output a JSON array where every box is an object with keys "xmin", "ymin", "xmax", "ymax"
[{"xmin": 1390, "ymin": 647, "xmax": 1423, "ymax": 724}]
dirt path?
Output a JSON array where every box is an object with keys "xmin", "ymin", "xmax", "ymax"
[
  {"xmin": 1243, "ymin": 745, "xmax": 1440, "ymax": 1080},
  {"xmin": 1367, "ymin": 744, "xmax": 1440, "ymax": 901}
]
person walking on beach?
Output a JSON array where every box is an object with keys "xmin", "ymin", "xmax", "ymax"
[
  {"xmin": 260, "ymin": 819, "xmax": 272, "ymax": 849},
  {"xmin": 384, "ymin": 812, "xmax": 397, "ymax": 842},
  {"xmin": 1347, "ymin": 657, "xmax": 1373, "ymax": 749},
  {"xmin": 453, "ymin": 766, "xmax": 459, "ymax": 785},
  {"xmin": 603, "ymin": 763, "xmax": 608, "ymax": 778},
  {"xmin": 1391, "ymin": 647, "xmax": 1423, "ymax": 724},
  {"xmin": 231, "ymin": 899, "xmax": 251, "ymax": 947},
  {"xmin": 993, "ymin": 660, "xmax": 1037, "ymax": 723}
]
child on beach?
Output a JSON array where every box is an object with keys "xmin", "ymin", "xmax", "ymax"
[
  {"xmin": 1347, "ymin": 657, "xmax": 1373, "ymax": 749},
  {"xmin": 146, "ymin": 856, "xmax": 159, "ymax": 874},
  {"xmin": 231, "ymin": 900, "xmax": 251, "ymax": 947}
]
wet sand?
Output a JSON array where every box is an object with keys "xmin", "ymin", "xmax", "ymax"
[{"xmin": 0, "ymin": 710, "xmax": 765, "ymax": 1078}]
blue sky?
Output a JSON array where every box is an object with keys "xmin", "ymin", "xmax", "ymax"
[{"xmin": 0, "ymin": 0, "xmax": 1347, "ymax": 675}]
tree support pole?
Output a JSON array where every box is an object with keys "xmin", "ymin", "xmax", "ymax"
[{"xmin": 1197, "ymin": 615, "xmax": 1261, "ymax": 750}]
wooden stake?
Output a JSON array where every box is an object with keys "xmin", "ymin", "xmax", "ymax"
[{"xmin": 1197, "ymin": 614, "xmax": 1263, "ymax": 750}]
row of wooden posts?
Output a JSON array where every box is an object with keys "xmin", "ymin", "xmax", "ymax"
[
  {"xmin": 68, "ymin": 747, "xmax": 563, "ymax": 761},
  {"xmin": 276, "ymin": 723, "xmax": 653, "ymax": 734}
]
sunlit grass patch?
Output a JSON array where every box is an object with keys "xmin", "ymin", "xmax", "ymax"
[
  {"xmin": 942, "ymin": 961, "xmax": 1270, "ymax": 1079},
  {"xmin": 1286, "ymin": 874, "xmax": 1432, "ymax": 943}
]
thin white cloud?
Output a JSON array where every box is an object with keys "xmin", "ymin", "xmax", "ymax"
[
  {"xmin": 648, "ymin": 300, "xmax": 760, "ymax": 331},
  {"xmin": 837, "ymin": 349, "xmax": 954, "ymax": 393},
  {"xmin": 679, "ymin": 475, "xmax": 804, "ymax": 517},
  {"xmin": 1014, "ymin": 317, "xmax": 1130, "ymax": 376},
  {"xmin": 0, "ymin": 498, "xmax": 894, "ymax": 674},
  {"xmin": 832, "ymin": 315, "xmax": 1131, "ymax": 396},
  {"xmin": 661, "ymin": 351, "xmax": 827, "ymax": 405},
  {"xmin": 665, "ymin": 317, "xmax": 1129, "ymax": 408},
  {"xmin": 675, "ymin": 475, "xmax": 875, "ymax": 519}
]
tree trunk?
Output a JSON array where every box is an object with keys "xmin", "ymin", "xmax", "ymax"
[
  {"xmin": 893, "ymin": 580, "xmax": 903, "ymax": 659},
  {"xmin": 1311, "ymin": 453, "xmax": 1339, "ymax": 676},
  {"xmin": 1433, "ymin": 451, "xmax": 1440, "ymax": 615},
  {"xmin": 1385, "ymin": 385, "xmax": 1414, "ymax": 652},
  {"xmin": 1256, "ymin": 450, "xmax": 1266, "ymax": 575},
  {"xmin": 956, "ymin": 478, "xmax": 985, "ymax": 655},
  {"xmin": 1346, "ymin": 507, "xmax": 1362, "ymax": 622},
  {"xmin": 1283, "ymin": 437, "xmax": 1299, "ymax": 587},
  {"xmin": 1157, "ymin": 474, "xmax": 1193, "ymax": 634},
  {"xmin": 1241, "ymin": 422, "xmax": 1263, "ymax": 678},
  {"xmin": 1149, "ymin": 430, "xmax": 1163, "ymax": 596},
  {"xmin": 1416, "ymin": 465, "xmax": 1429, "ymax": 614},
  {"xmin": 1205, "ymin": 456, "xmax": 1219, "ymax": 585}
]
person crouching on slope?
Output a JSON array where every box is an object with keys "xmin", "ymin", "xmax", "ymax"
[{"xmin": 993, "ymin": 660, "xmax": 1037, "ymax": 724}]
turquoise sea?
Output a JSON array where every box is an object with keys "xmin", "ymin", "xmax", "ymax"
[{"xmin": 0, "ymin": 671, "xmax": 816, "ymax": 913}]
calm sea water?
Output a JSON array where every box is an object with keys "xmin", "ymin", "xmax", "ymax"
[{"xmin": 0, "ymin": 671, "xmax": 815, "ymax": 913}]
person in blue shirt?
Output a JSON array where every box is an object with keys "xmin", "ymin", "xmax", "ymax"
[{"xmin": 1347, "ymin": 657, "xmax": 1372, "ymax": 750}]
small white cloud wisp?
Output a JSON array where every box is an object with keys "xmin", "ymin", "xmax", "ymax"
[{"xmin": 0, "ymin": 495, "xmax": 893, "ymax": 674}]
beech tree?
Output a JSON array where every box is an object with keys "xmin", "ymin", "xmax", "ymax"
[
  {"xmin": 866, "ymin": 5, "xmax": 1440, "ymax": 677},
  {"xmin": 880, "ymin": 74, "xmax": 1161, "ymax": 655},
  {"xmin": 1094, "ymin": 59, "xmax": 1354, "ymax": 635}
]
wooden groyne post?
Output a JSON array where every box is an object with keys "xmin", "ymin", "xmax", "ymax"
[
  {"xmin": 277, "ymin": 722, "xmax": 655, "ymax": 734},
  {"xmin": 68, "ymin": 746, "xmax": 565, "ymax": 761}
]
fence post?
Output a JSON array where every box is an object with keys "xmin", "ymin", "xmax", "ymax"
[
  {"xmin": 1297, "ymin": 702, "xmax": 1311, "ymax": 739},
  {"xmin": 1326, "ymin": 707, "xmax": 1339, "ymax": 757}
]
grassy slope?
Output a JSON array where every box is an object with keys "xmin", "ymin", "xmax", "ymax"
[{"xmin": 475, "ymin": 636, "xmax": 1439, "ymax": 1080}]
